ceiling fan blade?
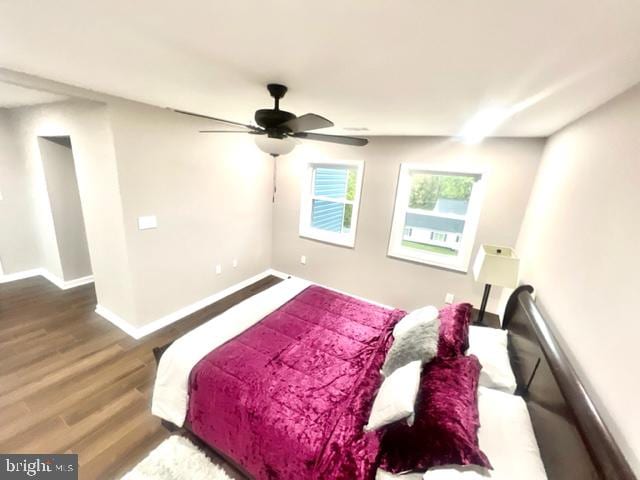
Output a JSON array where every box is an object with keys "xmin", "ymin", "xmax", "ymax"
[
  {"xmin": 199, "ymin": 130, "xmax": 263, "ymax": 134},
  {"xmin": 279, "ymin": 113, "xmax": 334, "ymax": 132},
  {"xmin": 172, "ymin": 108, "xmax": 261, "ymax": 131},
  {"xmin": 291, "ymin": 132, "xmax": 368, "ymax": 146}
]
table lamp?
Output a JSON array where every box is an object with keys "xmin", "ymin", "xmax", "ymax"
[{"xmin": 472, "ymin": 245, "xmax": 520, "ymax": 324}]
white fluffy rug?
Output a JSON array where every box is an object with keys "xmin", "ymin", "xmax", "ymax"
[{"xmin": 121, "ymin": 435, "xmax": 234, "ymax": 480}]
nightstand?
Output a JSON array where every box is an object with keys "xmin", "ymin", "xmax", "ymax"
[{"xmin": 470, "ymin": 308, "xmax": 501, "ymax": 328}]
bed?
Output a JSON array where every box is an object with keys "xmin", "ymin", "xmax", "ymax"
[{"xmin": 151, "ymin": 278, "xmax": 636, "ymax": 480}]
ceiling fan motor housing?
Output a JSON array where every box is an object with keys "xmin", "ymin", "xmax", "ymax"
[
  {"xmin": 267, "ymin": 83, "xmax": 288, "ymax": 100},
  {"xmin": 255, "ymin": 109, "xmax": 296, "ymax": 133},
  {"xmin": 255, "ymin": 83, "xmax": 296, "ymax": 135}
]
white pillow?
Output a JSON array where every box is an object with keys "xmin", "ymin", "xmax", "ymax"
[
  {"xmin": 393, "ymin": 305, "xmax": 439, "ymax": 339},
  {"xmin": 468, "ymin": 326, "xmax": 517, "ymax": 394},
  {"xmin": 377, "ymin": 387, "xmax": 547, "ymax": 480},
  {"xmin": 376, "ymin": 471, "xmax": 422, "ymax": 480},
  {"xmin": 365, "ymin": 360, "xmax": 422, "ymax": 432}
]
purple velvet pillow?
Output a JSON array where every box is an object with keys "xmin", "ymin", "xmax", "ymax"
[
  {"xmin": 379, "ymin": 355, "xmax": 491, "ymax": 473},
  {"xmin": 437, "ymin": 302, "xmax": 472, "ymax": 358}
]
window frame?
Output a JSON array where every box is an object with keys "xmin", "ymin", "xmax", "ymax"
[
  {"xmin": 387, "ymin": 163, "xmax": 486, "ymax": 272},
  {"xmin": 299, "ymin": 159, "xmax": 364, "ymax": 248}
]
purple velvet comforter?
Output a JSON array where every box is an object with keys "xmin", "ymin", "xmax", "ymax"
[{"xmin": 187, "ymin": 286, "xmax": 405, "ymax": 480}]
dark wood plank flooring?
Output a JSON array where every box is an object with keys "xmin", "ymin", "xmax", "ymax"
[{"xmin": 0, "ymin": 274, "xmax": 282, "ymax": 479}]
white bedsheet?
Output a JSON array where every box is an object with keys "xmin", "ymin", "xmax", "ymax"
[
  {"xmin": 468, "ymin": 326, "xmax": 517, "ymax": 394},
  {"xmin": 151, "ymin": 277, "xmax": 311, "ymax": 426},
  {"xmin": 377, "ymin": 387, "xmax": 547, "ymax": 480}
]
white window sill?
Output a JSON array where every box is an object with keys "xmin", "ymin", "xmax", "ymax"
[
  {"xmin": 299, "ymin": 228, "xmax": 355, "ymax": 248},
  {"xmin": 387, "ymin": 248, "xmax": 470, "ymax": 273}
]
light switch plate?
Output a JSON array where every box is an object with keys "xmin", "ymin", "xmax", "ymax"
[
  {"xmin": 445, "ymin": 293, "xmax": 455, "ymax": 304},
  {"xmin": 138, "ymin": 215, "xmax": 157, "ymax": 230},
  {"xmin": 215, "ymin": 264, "xmax": 222, "ymax": 274},
  {"xmin": 232, "ymin": 259, "xmax": 238, "ymax": 268},
  {"xmin": 300, "ymin": 255, "xmax": 307, "ymax": 265}
]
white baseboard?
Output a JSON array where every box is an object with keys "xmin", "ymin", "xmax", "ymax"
[
  {"xmin": 0, "ymin": 268, "xmax": 43, "ymax": 283},
  {"xmin": 95, "ymin": 269, "xmax": 285, "ymax": 340},
  {"xmin": 39, "ymin": 269, "xmax": 66, "ymax": 289},
  {"xmin": 61, "ymin": 274, "xmax": 95, "ymax": 289},
  {"xmin": 0, "ymin": 268, "xmax": 94, "ymax": 290},
  {"xmin": 282, "ymin": 272, "xmax": 395, "ymax": 309},
  {"xmin": 259, "ymin": 268, "xmax": 393, "ymax": 309},
  {"xmin": 95, "ymin": 304, "xmax": 139, "ymax": 338},
  {"xmin": 265, "ymin": 268, "xmax": 290, "ymax": 279}
]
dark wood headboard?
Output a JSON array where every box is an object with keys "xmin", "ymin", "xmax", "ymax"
[{"xmin": 503, "ymin": 285, "xmax": 636, "ymax": 480}]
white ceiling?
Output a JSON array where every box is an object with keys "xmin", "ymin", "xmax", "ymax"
[
  {"xmin": 0, "ymin": 81, "xmax": 68, "ymax": 108},
  {"xmin": 1, "ymin": 0, "xmax": 639, "ymax": 136}
]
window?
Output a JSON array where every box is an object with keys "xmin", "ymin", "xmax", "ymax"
[
  {"xmin": 430, "ymin": 232, "xmax": 447, "ymax": 242},
  {"xmin": 299, "ymin": 159, "xmax": 364, "ymax": 247},
  {"xmin": 388, "ymin": 164, "xmax": 485, "ymax": 272}
]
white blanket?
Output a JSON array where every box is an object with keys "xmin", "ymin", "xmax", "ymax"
[{"xmin": 151, "ymin": 277, "xmax": 311, "ymax": 426}]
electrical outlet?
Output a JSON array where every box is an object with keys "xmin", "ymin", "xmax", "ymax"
[
  {"xmin": 232, "ymin": 259, "xmax": 238, "ymax": 268},
  {"xmin": 215, "ymin": 264, "xmax": 222, "ymax": 275},
  {"xmin": 445, "ymin": 293, "xmax": 455, "ymax": 304},
  {"xmin": 300, "ymin": 255, "xmax": 307, "ymax": 265}
]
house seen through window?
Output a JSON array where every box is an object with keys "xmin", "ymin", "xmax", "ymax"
[
  {"xmin": 388, "ymin": 165, "xmax": 484, "ymax": 271},
  {"xmin": 299, "ymin": 160, "xmax": 364, "ymax": 247},
  {"xmin": 311, "ymin": 167, "xmax": 357, "ymax": 233}
]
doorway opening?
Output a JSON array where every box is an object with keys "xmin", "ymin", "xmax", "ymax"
[{"xmin": 38, "ymin": 136, "xmax": 92, "ymax": 283}]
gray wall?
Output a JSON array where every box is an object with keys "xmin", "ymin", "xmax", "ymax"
[
  {"xmin": 7, "ymin": 101, "xmax": 137, "ymax": 320},
  {"xmin": 0, "ymin": 109, "xmax": 41, "ymax": 274},
  {"xmin": 272, "ymin": 137, "xmax": 544, "ymax": 312},
  {"xmin": 512, "ymin": 83, "xmax": 640, "ymax": 474},
  {"xmin": 38, "ymin": 136, "xmax": 92, "ymax": 281},
  {"xmin": 108, "ymin": 103, "xmax": 273, "ymax": 327},
  {"xmin": 1, "ymin": 96, "xmax": 274, "ymax": 328}
]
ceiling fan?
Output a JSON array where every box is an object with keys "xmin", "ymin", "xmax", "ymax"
[{"xmin": 173, "ymin": 83, "xmax": 368, "ymax": 156}]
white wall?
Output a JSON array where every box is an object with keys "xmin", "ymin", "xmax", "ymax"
[
  {"xmin": 7, "ymin": 101, "xmax": 136, "ymax": 320},
  {"xmin": 513, "ymin": 83, "xmax": 640, "ymax": 474},
  {"xmin": 106, "ymin": 103, "xmax": 273, "ymax": 327},
  {"xmin": 9, "ymin": 108, "xmax": 63, "ymax": 280},
  {"xmin": 38, "ymin": 136, "xmax": 92, "ymax": 281},
  {"xmin": 272, "ymin": 137, "xmax": 544, "ymax": 312},
  {"xmin": 0, "ymin": 108, "xmax": 41, "ymax": 274},
  {"xmin": 3, "ymin": 97, "xmax": 275, "ymax": 328}
]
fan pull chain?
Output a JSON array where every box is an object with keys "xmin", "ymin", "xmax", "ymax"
[{"xmin": 271, "ymin": 153, "xmax": 279, "ymax": 203}]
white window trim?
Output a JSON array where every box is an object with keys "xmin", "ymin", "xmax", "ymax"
[
  {"xmin": 387, "ymin": 163, "xmax": 486, "ymax": 272},
  {"xmin": 299, "ymin": 159, "xmax": 364, "ymax": 248}
]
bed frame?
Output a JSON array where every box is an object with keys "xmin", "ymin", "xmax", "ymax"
[
  {"xmin": 154, "ymin": 284, "xmax": 637, "ymax": 480},
  {"xmin": 503, "ymin": 285, "xmax": 635, "ymax": 480}
]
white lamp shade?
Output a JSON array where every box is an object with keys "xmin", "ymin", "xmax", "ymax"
[
  {"xmin": 473, "ymin": 245, "xmax": 520, "ymax": 288},
  {"xmin": 254, "ymin": 135, "xmax": 296, "ymax": 156}
]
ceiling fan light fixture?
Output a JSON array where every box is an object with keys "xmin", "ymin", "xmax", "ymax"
[{"xmin": 254, "ymin": 135, "xmax": 297, "ymax": 156}]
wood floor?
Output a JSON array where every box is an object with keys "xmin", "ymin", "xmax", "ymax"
[{"xmin": 0, "ymin": 274, "xmax": 282, "ymax": 479}]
